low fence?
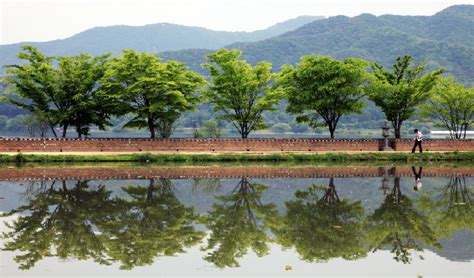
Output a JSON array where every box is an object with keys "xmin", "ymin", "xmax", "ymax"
[{"xmin": 0, "ymin": 138, "xmax": 472, "ymax": 152}]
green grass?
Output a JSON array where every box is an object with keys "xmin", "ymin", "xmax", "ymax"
[{"xmin": 1, "ymin": 151, "xmax": 473, "ymax": 164}]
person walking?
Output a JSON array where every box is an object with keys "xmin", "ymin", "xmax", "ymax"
[{"xmin": 412, "ymin": 129, "xmax": 422, "ymax": 153}]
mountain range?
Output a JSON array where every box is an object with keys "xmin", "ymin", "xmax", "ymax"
[
  {"xmin": 1, "ymin": 5, "xmax": 473, "ymax": 83},
  {"xmin": 0, "ymin": 15, "xmax": 323, "ymax": 73},
  {"xmin": 162, "ymin": 5, "xmax": 474, "ymax": 84}
]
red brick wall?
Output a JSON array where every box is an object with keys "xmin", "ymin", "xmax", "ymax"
[
  {"xmin": 393, "ymin": 139, "xmax": 474, "ymax": 152},
  {"xmin": 0, "ymin": 138, "xmax": 472, "ymax": 152}
]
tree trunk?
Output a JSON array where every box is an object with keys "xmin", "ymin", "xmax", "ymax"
[
  {"xmin": 148, "ymin": 117, "xmax": 156, "ymax": 139},
  {"xmin": 393, "ymin": 121, "xmax": 401, "ymax": 139},
  {"xmin": 326, "ymin": 119, "xmax": 338, "ymax": 139},
  {"xmin": 50, "ymin": 125, "xmax": 58, "ymax": 139},
  {"xmin": 146, "ymin": 179, "xmax": 155, "ymax": 202},
  {"xmin": 393, "ymin": 177, "xmax": 402, "ymax": 203},
  {"xmin": 241, "ymin": 123, "xmax": 249, "ymax": 139},
  {"xmin": 329, "ymin": 126, "xmax": 335, "ymax": 139},
  {"xmin": 62, "ymin": 124, "xmax": 68, "ymax": 138},
  {"xmin": 76, "ymin": 124, "xmax": 82, "ymax": 138}
]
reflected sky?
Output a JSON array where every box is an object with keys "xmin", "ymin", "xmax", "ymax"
[{"xmin": 0, "ymin": 165, "xmax": 472, "ymax": 277}]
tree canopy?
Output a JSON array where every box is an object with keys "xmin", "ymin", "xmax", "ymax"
[
  {"xmin": 1, "ymin": 46, "xmax": 113, "ymax": 138},
  {"xmin": 202, "ymin": 49, "xmax": 283, "ymax": 138},
  {"xmin": 419, "ymin": 77, "xmax": 474, "ymax": 139},
  {"xmin": 278, "ymin": 55, "xmax": 369, "ymax": 138},
  {"xmin": 367, "ymin": 55, "xmax": 443, "ymax": 138},
  {"xmin": 100, "ymin": 50, "xmax": 206, "ymax": 138}
]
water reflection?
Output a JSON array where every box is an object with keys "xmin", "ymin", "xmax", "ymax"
[
  {"xmin": 2, "ymin": 180, "xmax": 113, "ymax": 269},
  {"xmin": 100, "ymin": 178, "xmax": 204, "ymax": 270},
  {"xmin": 1, "ymin": 171, "xmax": 472, "ymax": 271},
  {"xmin": 367, "ymin": 177, "xmax": 440, "ymax": 263},
  {"xmin": 202, "ymin": 177, "xmax": 280, "ymax": 268},
  {"xmin": 274, "ymin": 177, "xmax": 367, "ymax": 262},
  {"xmin": 1, "ymin": 179, "xmax": 204, "ymax": 270},
  {"xmin": 418, "ymin": 176, "xmax": 473, "ymax": 239}
]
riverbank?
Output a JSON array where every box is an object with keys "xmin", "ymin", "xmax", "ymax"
[{"xmin": 2, "ymin": 151, "xmax": 474, "ymax": 163}]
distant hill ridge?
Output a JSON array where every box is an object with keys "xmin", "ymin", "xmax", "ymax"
[
  {"xmin": 162, "ymin": 5, "xmax": 474, "ymax": 84},
  {"xmin": 0, "ymin": 15, "xmax": 323, "ymax": 73}
]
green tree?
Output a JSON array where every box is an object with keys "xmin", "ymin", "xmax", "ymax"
[
  {"xmin": 274, "ymin": 178, "xmax": 367, "ymax": 262},
  {"xmin": 202, "ymin": 49, "xmax": 282, "ymax": 138},
  {"xmin": 1, "ymin": 46, "xmax": 113, "ymax": 138},
  {"xmin": 277, "ymin": 55, "xmax": 368, "ymax": 138},
  {"xmin": 367, "ymin": 177, "xmax": 441, "ymax": 263},
  {"xmin": 201, "ymin": 177, "xmax": 280, "ymax": 267},
  {"xmin": 419, "ymin": 77, "xmax": 474, "ymax": 139},
  {"xmin": 1, "ymin": 46, "xmax": 61, "ymax": 137},
  {"xmin": 54, "ymin": 54, "xmax": 112, "ymax": 137},
  {"xmin": 100, "ymin": 178, "xmax": 204, "ymax": 269},
  {"xmin": 100, "ymin": 50, "xmax": 206, "ymax": 138},
  {"xmin": 367, "ymin": 55, "xmax": 443, "ymax": 138}
]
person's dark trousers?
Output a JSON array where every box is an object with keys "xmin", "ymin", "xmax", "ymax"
[{"xmin": 412, "ymin": 140, "xmax": 422, "ymax": 153}]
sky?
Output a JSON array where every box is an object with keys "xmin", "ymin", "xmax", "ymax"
[{"xmin": 1, "ymin": 0, "xmax": 472, "ymax": 45}]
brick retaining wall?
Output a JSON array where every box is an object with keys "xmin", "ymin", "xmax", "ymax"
[{"xmin": 0, "ymin": 138, "xmax": 472, "ymax": 152}]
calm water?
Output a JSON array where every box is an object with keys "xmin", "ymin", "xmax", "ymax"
[{"xmin": 0, "ymin": 165, "xmax": 472, "ymax": 277}]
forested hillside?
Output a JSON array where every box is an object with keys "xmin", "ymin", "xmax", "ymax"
[
  {"xmin": 164, "ymin": 5, "xmax": 474, "ymax": 84},
  {"xmin": 0, "ymin": 16, "xmax": 323, "ymax": 74}
]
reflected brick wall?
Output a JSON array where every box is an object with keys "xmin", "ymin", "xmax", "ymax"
[{"xmin": 0, "ymin": 166, "xmax": 472, "ymax": 181}]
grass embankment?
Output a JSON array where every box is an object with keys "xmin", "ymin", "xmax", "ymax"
[{"xmin": 1, "ymin": 152, "xmax": 473, "ymax": 163}]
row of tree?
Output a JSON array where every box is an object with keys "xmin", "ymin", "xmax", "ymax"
[
  {"xmin": 2, "ymin": 46, "xmax": 472, "ymax": 139},
  {"xmin": 2, "ymin": 176, "xmax": 470, "ymax": 269}
]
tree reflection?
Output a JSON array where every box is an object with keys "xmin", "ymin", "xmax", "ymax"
[
  {"xmin": 1, "ymin": 180, "xmax": 113, "ymax": 269},
  {"xmin": 367, "ymin": 177, "xmax": 441, "ymax": 263},
  {"xmin": 418, "ymin": 176, "xmax": 473, "ymax": 239},
  {"xmin": 100, "ymin": 178, "xmax": 204, "ymax": 269},
  {"xmin": 201, "ymin": 177, "xmax": 280, "ymax": 268},
  {"xmin": 274, "ymin": 178, "xmax": 367, "ymax": 262},
  {"xmin": 1, "ymin": 178, "xmax": 204, "ymax": 270}
]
